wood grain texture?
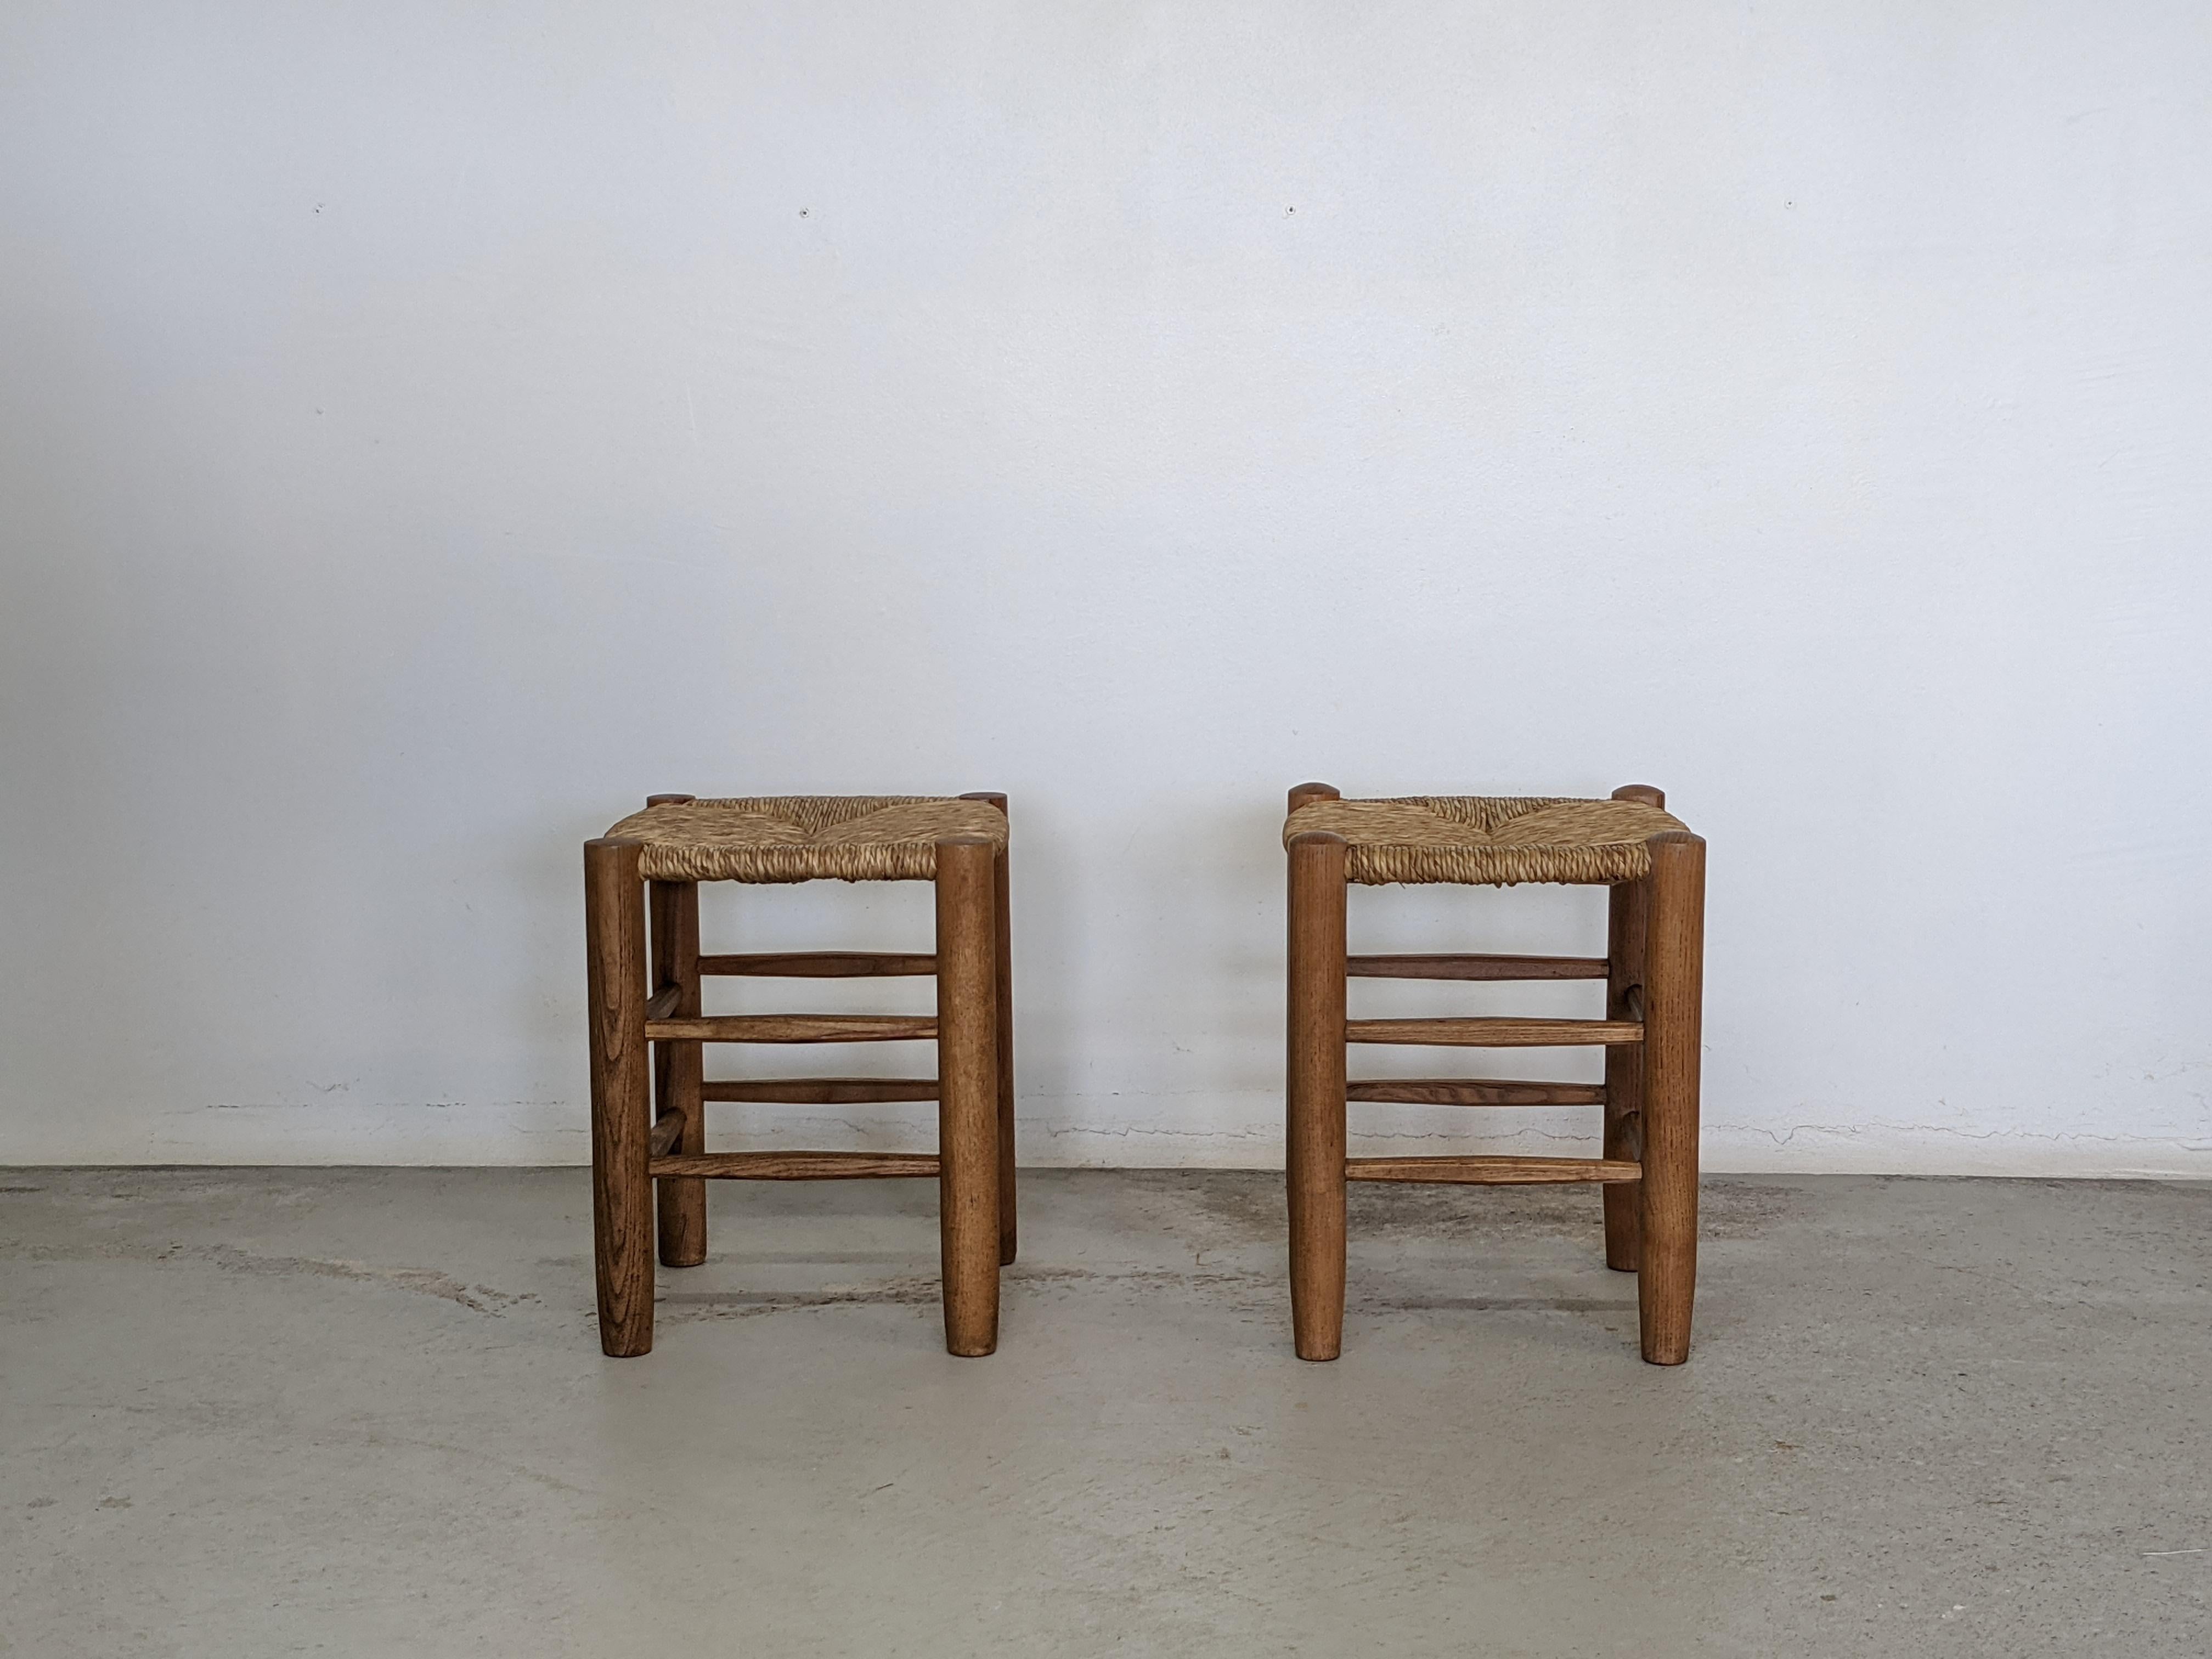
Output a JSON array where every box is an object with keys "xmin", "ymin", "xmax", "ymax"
[
  {"xmin": 1346, "ymin": 1077, "xmax": 1606, "ymax": 1107},
  {"xmin": 1638, "ymin": 830, "xmax": 1705, "ymax": 1365},
  {"xmin": 1287, "ymin": 781, "xmax": 1342, "ymax": 813},
  {"xmin": 647, "ymin": 1151, "xmax": 939, "ymax": 1179},
  {"xmin": 700, "ymin": 1077, "xmax": 940, "ymax": 1103},
  {"xmin": 934, "ymin": 837, "xmax": 1001, "ymax": 1357},
  {"xmin": 1346, "ymin": 1017, "xmax": 1643, "ymax": 1047},
  {"xmin": 1286, "ymin": 830, "xmax": 1348, "ymax": 1362},
  {"xmin": 645, "ymin": 1014, "xmax": 937, "ymax": 1043},
  {"xmin": 647, "ymin": 1108, "xmax": 687, "ymax": 1158},
  {"xmin": 584, "ymin": 838, "xmax": 653, "ymax": 1357},
  {"xmin": 651, "ymin": 875, "xmax": 707, "ymax": 1268},
  {"xmin": 1347, "ymin": 952, "xmax": 1609, "ymax": 981},
  {"xmin": 961, "ymin": 792, "xmax": 1018, "ymax": 1267},
  {"xmin": 697, "ymin": 951, "xmax": 936, "ymax": 977},
  {"xmin": 1346, "ymin": 1156, "xmax": 1642, "ymax": 1184}
]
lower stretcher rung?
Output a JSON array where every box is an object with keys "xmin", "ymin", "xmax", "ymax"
[
  {"xmin": 1345, "ymin": 1155, "xmax": 1641, "ymax": 1184},
  {"xmin": 646, "ymin": 1015, "xmax": 936, "ymax": 1043},
  {"xmin": 1346, "ymin": 1017, "xmax": 1641, "ymax": 1048}
]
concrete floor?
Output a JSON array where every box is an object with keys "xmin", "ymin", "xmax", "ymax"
[{"xmin": 2, "ymin": 1171, "xmax": 2207, "ymax": 1656}]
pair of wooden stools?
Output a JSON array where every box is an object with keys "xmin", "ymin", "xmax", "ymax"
[{"xmin": 584, "ymin": 785, "xmax": 1705, "ymax": 1365}]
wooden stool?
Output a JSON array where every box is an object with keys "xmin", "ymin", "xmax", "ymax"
[
  {"xmin": 1283, "ymin": 784, "xmax": 1706, "ymax": 1365},
  {"xmin": 583, "ymin": 793, "xmax": 1014, "ymax": 1358}
]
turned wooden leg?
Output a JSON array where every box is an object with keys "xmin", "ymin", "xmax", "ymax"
[
  {"xmin": 585, "ymin": 838, "xmax": 654, "ymax": 1357},
  {"xmin": 991, "ymin": 839, "xmax": 1015, "ymax": 1266},
  {"xmin": 650, "ymin": 873, "xmax": 707, "ymax": 1268},
  {"xmin": 1637, "ymin": 830, "xmax": 1706, "ymax": 1365},
  {"xmin": 935, "ymin": 835, "xmax": 1001, "ymax": 1357},
  {"xmin": 961, "ymin": 792, "xmax": 1018, "ymax": 1266},
  {"xmin": 1286, "ymin": 819, "xmax": 1348, "ymax": 1362}
]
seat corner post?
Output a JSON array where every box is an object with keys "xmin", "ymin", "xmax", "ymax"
[
  {"xmin": 584, "ymin": 837, "xmax": 654, "ymax": 1357},
  {"xmin": 958, "ymin": 793, "xmax": 1018, "ymax": 1267},
  {"xmin": 1637, "ymin": 830, "xmax": 1706, "ymax": 1365},
  {"xmin": 1286, "ymin": 830, "xmax": 1349, "ymax": 1361},
  {"xmin": 934, "ymin": 834, "xmax": 1002, "ymax": 1357}
]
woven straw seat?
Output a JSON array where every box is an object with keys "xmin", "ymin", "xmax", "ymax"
[
  {"xmin": 1283, "ymin": 794, "xmax": 1688, "ymax": 886},
  {"xmin": 605, "ymin": 795, "xmax": 1009, "ymax": 884}
]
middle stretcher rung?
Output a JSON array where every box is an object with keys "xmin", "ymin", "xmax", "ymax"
[
  {"xmin": 648, "ymin": 1151, "xmax": 940, "ymax": 1180},
  {"xmin": 1346, "ymin": 1017, "xmax": 1641, "ymax": 1047},
  {"xmin": 700, "ymin": 1077, "xmax": 940, "ymax": 1103},
  {"xmin": 1347, "ymin": 953, "xmax": 1609, "ymax": 981},
  {"xmin": 646, "ymin": 1015, "xmax": 937, "ymax": 1043},
  {"xmin": 1347, "ymin": 1078, "xmax": 1606, "ymax": 1107},
  {"xmin": 1345, "ymin": 1156, "xmax": 1641, "ymax": 1184}
]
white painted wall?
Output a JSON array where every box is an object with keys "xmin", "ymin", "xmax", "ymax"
[{"xmin": 4, "ymin": 2, "xmax": 2208, "ymax": 1173}]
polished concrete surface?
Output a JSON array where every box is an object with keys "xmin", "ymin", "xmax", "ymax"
[{"xmin": 2, "ymin": 1170, "xmax": 2207, "ymax": 1656}]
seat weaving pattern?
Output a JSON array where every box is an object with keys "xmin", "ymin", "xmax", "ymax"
[
  {"xmin": 1284, "ymin": 795, "xmax": 1688, "ymax": 886},
  {"xmin": 605, "ymin": 796, "xmax": 1007, "ymax": 884}
]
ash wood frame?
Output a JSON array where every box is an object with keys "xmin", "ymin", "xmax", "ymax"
[
  {"xmin": 584, "ymin": 792, "xmax": 1015, "ymax": 1359},
  {"xmin": 1285, "ymin": 781, "xmax": 1705, "ymax": 1365}
]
